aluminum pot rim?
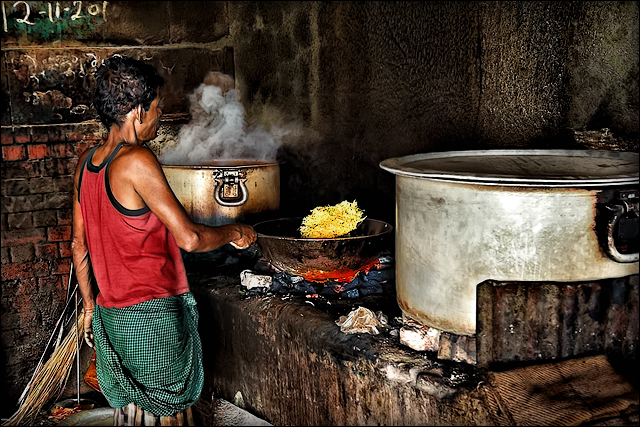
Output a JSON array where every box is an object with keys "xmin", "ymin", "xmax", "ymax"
[
  {"xmin": 379, "ymin": 149, "xmax": 639, "ymax": 186},
  {"xmin": 160, "ymin": 161, "xmax": 279, "ymax": 169}
]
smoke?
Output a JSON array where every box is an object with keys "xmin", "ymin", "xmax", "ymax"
[{"xmin": 159, "ymin": 79, "xmax": 283, "ymax": 165}]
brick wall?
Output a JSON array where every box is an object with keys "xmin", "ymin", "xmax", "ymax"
[
  {"xmin": 1, "ymin": 1, "xmax": 231, "ymax": 414},
  {"xmin": 1, "ymin": 122, "xmax": 104, "ymax": 412}
]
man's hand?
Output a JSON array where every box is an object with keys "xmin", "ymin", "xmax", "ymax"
[
  {"xmin": 84, "ymin": 306, "xmax": 95, "ymax": 348},
  {"xmin": 229, "ymin": 224, "xmax": 257, "ymax": 249}
]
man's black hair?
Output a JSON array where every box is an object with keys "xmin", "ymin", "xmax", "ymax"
[{"xmin": 94, "ymin": 55, "xmax": 164, "ymax": 129}]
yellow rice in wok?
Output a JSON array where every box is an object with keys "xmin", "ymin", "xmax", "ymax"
[{"xmin": 300, "ymin": 200, "xmax": 366, "ymax": 238}]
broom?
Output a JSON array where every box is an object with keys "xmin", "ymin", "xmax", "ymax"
[
  {"xmin": 2, "ymin": 310, "xmax": 85, "ymax": 426},
  {"xmin": 2, "ymin": 266, "xmax": 86, "ymax": 426},
  {"xmin": 16, "ymin": 266, "xmax": 78, "ymax": 409}
]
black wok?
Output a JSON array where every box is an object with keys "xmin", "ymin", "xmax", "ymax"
[{"xmin": 254, "ymin": 217, "xmax": 393, "ymax": 282}]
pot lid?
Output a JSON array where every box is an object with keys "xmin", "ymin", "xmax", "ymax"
[
  {"xmin": 379, "ymin": 150, "xmax": 639, "ymax": 187},
  {"xmin": 161, "ymin": 159, "xmax": 278, "ymax": 168}
]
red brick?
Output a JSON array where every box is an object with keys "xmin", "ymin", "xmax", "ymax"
[
  {"xmin": 2, "ymin": 146, "xmax": 27, "ymax": 161},
  {"xmin": 54, "ymin": 176, "xmax": 74, "ymax": 193},
  {"xmin": 7, "ymin": 212, "xmax": 33, "ymax": 229},
  {"xmin": 38, "ymin": 276, "xmax": 66, "ymax": 297},
  {"xmin": 14, "ymin": 133, "xmax": 31, "ymax": 144},
  {"xmin": 38, "ymin": 275, "xmax": 61, "ymax": 288},
  {"xmin": 10, "ymin": 245, "xmax": 35, "ymax": 263},
  {"xmin": 31, "ymin": 132, "xmax": 48, "ymax": 143},
  {"xmin": 38, "ymin": 276, "xmax": 60, "ymax": 292},
  {"xmin": 57, "ymin": 209, "xmax": 73, "ymax": 225},
  {"xmin": 1, "ymin": 227, "xmax": 47, "ymax": 247},
  {"xmin": 48, "ymin": 128, "xmax": 65, "ymax": 142},
  {"xmin": 27, "ymin": 177, "xmax": 55, "ymax": 194},
  {"xmin": 1, "ymin": 133, "xmax": 13, "ymax": 145},
  {"xmin": 52, "ymin": 258, "xmax": 71, "ymax": 275},
  {"xmin": 1, "ymin": 261, "xmax": 49, "ymax": 280},
  {"xmin": 58, "ymin": 241, "xmax": 72, "ymax": 258},
  {"xmin": 2, "ymin": 194, "xmax": 45, "ymax": 213},
  {"xmin": 28, "ymin": 144, "xmax": 50, "ymax": 160},
  {"xmin": 33, "ymin": 210, "xmax": 57, "ymax": 227},
  {"xmin": 43, "ymin": 192, "xmax": 73, "ymax": 210},
  {"xmin": 84, "ymin": 132, "xmax": 103, "ymax": 142},
  {"xmin": 1, "ymin": 247, "xmax": 10, "ymax": 265},
  {"xmin": 3, "ymin": 161, "xmax": 41, "ymax": 179},
  {"xmin": 51, "ymin": 143, "xmax": 74, "ymax": 158},
  {"xmin": 67, "ymin": 132, "xmax": 83, "ymax": 141},
  {"xmin": 14, "ymin": 277, "xmax": 38, "ymax": 298},
  {"xmin": 76, "ymin": 141, "xmax": 90, "ymax": 156},
  {"xmin": 35, "ymin": 243, "xmax": 59, "ymax": 259},
  {"xmin": 2, "ymin": 178, "xmax": 30, "ymax": 196},
  {"xmin": 41, "ymin": 158, "xmax": 78, "ymax": 177},
  {"xmin": 47, "ymin": 225, "xmax": 72, "ymax": 242}
]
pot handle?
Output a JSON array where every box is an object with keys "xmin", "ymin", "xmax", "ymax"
[
  {"xmin": 213, "ymin": 170, "xmax": 249, "ymax": 207},
  {"xmin": 604, "ymin": 198, "xmax": 638, "ymax": 263}
]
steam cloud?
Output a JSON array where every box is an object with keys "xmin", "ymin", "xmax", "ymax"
[{"xmin": 159, "ymin": 82, "xmax": 282, "ymax": 165}]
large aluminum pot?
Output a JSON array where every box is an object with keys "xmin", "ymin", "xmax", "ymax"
[
  {"xmin": 380, "ymin": 150, "xmax": 639, "ymax": 336},
  {"xmin": 161, "ymin": 160, "xmax": 279, "ymax": 226}
]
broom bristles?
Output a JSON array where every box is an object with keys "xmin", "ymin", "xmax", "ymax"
[{"xmin": 2, "ymin": 310, "xmax": 85, "ymax": 426}]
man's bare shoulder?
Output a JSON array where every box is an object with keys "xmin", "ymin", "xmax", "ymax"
[{"xmin": 113, "ymin": 144, "xmax": 162, "ymax": 174}]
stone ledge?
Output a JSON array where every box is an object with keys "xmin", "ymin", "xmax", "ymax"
[{"xmin": 188, "ymin": 268, "xmax": 639, "ymax": 426}]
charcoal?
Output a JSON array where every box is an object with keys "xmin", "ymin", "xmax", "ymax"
[
  {"xmin": 273, "ymin": 271, "xmax": 293, "ymax": 284},
  {"xmin": 364, "ymin": 269, "xmax": 395, "ymax": 282},
  {"xmin": 294, "ymin": 281, "xmax": 317, "ymax": 294},
  {"xmin": 360, "ymin": 283, "xmax": 383, "ymax": 296},
  {"xmin": 351, "ymin": 274, "xmax": 367, "ymax": 288},
  {"xmin": 277, "ymin": 286, "xmax": 289, "ymax": 294},
  {"xmin": 275, "ymin": 272, "xmax": 294, "ymax": 285},
  {"xmin": 271, "ymin": 272, "xmax": 295, "ymax": 293},
  {"xmin": 320, "ymin": 286, "xmax": 338, "ymax": 297},
  {"xmin": 303, "ymin": 281, "xmax": 320, "ymax": 293},
  {"xmin": 340, "ymin": 279, "xmax": 360, "ymax": 293},
  {"xmin": 342, "ymin": 289, "xmax": 360, "ymax": 298},
  {"xmin": 269, "ymin": 279, "xmax": 283, "ymax": 293}
]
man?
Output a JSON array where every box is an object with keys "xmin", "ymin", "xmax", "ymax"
[{"xmin": 71, "ymin": 55, "xmax": 256, "ymax": 426}]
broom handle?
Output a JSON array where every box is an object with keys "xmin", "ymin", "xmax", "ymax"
[
  {"xmin": 55, "ymin": 263, "xmax": 77, "ymax": 349},
  {"xmin": 75, "ymin": 287, "xmax": 80, "ymax": 406}
]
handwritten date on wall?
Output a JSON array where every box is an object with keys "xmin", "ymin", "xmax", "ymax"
[{"xmin": 2, "ymin": 1, "xmax": 108, "ymax": 39}]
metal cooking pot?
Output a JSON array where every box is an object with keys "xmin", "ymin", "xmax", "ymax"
[
  {"xmin": 161, "ymin": 160, "xmax": 279, "ymax": 226},
  {"xmin": 254, "ymin": 217, "xmax": 393, "ymax": 282},
  {"xmin": 380, "ymin": 150, "xmax": 639, "ymax": 336}
]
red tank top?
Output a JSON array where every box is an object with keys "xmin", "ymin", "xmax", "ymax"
[{"xmin": 78, "ymin": 143, "xmax": 189, "ymax": 308}]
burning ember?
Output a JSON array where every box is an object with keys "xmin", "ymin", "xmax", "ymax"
[
  {"xmin": 298, "ymin": 257, "xmax": 380, "ymax": 283},
  {"xmin": 241, "ymin": 255, "xmax": 395, "ymax": 299}
]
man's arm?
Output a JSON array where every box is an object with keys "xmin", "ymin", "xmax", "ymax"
[
  {"xmin": 71, "ymin": 150, "xmax": 96, "ymax": 347},
  {"xmin": 123, "ymin": 147, "xmax": 256, "ymax": 252}
]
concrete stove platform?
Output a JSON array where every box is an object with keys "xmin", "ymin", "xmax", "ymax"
[{"xmin": 187, "ymin": 265, "xmax": 639, "ymax": 426}]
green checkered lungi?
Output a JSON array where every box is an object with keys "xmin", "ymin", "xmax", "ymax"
[{"xmin": 92, "ymin": 292, "xmax": 203, "ymax": 417}]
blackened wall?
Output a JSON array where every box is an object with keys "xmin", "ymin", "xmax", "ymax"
[
  {"xmin": 229, "ymin": 1, "xmax": 639, "ymax": 221},
  {"xmin": 1, "ymin": 1, "xmax": 638, "ymax": 418}
]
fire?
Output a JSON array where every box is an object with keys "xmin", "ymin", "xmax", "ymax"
[{"xmin": 301, "ymin": 258, "xmax": 379, "ymax": 283}]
